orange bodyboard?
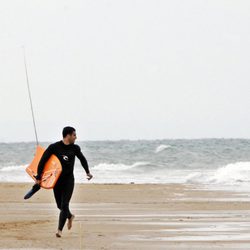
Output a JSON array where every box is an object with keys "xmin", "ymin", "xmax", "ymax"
[{"xmin": 26, "ymin": 145, "xmax": 62, "ymax": 189}]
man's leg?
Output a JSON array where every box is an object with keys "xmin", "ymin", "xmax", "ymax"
[
  {"xmin": 53, "ymin": 183, "xmax": 62, "ymax": 210},
  {"xmin": 57, "ymin": 178, "xmax": 74, "ymax": 233},
  {"xmin": 53, "ymin": 181, "xmax": 64, "ymax": 237}
]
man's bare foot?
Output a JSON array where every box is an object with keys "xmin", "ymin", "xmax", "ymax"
[
  {"xmin": 67, "ymin": 214, "xmax": 75, "ymax": 230},
  {"xmin": 56, "ymin": 230, "xmax": 62, "ymax": 238}
]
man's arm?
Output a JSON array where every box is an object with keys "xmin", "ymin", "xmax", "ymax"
[
  {"xmin": 36, "ymin": 144, "xmax": 54, "ymax": 181},
  {"xmin": 75, "ymin": 145, "xmax": 92, "ymax": 179}
]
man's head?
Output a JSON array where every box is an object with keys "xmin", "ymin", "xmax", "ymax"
[{"xmin": 62, "ymin": 126, "xmax": 77, "ymax": 144}]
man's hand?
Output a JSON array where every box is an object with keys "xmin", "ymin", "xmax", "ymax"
[
  {"xmin": 86, "ymin": 173, "xmax": 93, "ymax": 181},
  {"xmin": 35, "ymin": 179, "xmax": 41, "ymax": 185}
]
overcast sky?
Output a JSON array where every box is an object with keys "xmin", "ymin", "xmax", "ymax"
[{"xmin": 0, "ymin": 0, "xmax": 249, "ymax": 142}]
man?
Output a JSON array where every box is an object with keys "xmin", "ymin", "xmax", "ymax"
[{"xmin": 35, "ymin": 126, "xmax": 93, "ymax": 237}]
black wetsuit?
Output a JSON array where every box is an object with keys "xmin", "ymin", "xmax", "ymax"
[{"xmin": 36, "ymin": 141, "xmax": 90, "ymax": 231}]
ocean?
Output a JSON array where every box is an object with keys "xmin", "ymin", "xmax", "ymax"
[{"xmin": 1, "ymin": 139, "xmax": 250, "ymax": 191}]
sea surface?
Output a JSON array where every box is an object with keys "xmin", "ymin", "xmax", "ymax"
[{"xmin": 1, "ymin": 139, "xmax": 250, "ymax": 191}]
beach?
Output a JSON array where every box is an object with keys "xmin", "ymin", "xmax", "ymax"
[{"xmin": 1, "ymin": 183, "xmax": 250, "ymax": 249}]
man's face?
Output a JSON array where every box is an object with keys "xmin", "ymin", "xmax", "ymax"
[{"xmin": 68, "ymin": 132, "xmax": 77, "ymax": 144}]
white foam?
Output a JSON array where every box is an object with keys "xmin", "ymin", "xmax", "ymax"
[
  {"xmin": 0, "ymin": 174, "xmax": 32, "ymax": 182},
  {"xmin": 0, "ymin": 165, "xmax": 27, "ymax": 172},
  {"xmin": 208, "ymin": 162, "xmax": 250, "ymax": 184},
  {"xmin": 155, "ymin": 144, "xmax": 171, "ymax": 153},
  {"xmin": 184, "ymin": 162, "xmax": 250, "ymax": 191},
  {"xmin": 0, "ymin": 164, "xmax": 31, "ymax": 182},
  {"xmin": 92, "ymin": 161, "xmax": 150, "ymax": 171}
]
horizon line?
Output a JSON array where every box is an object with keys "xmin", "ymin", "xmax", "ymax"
[{"xmin": 1, "ymin": 137, "xmax": 250, "ymax": 143}]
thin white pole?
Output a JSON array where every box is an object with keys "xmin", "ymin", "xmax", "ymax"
[{"xmin": 22, "ymin": 47, "xmax": 39, "ymax": 146}]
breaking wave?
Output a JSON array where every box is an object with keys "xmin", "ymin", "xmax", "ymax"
[{"xmin": 185, "ymin": 162, "xmax": 250, "ymax": 186}]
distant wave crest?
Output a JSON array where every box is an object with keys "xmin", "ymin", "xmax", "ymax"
[
  {"xmin": 155, "ymin": 144, "xmax": 171, "ymax": 153},
  {"xmin": 93, "ymin": 161, "xmax": 150, "ymax": 171}
]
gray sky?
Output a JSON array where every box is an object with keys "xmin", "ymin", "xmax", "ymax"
[{"xmin": 0, "ymin": 0, "xmax": 250, "ymax": 142}]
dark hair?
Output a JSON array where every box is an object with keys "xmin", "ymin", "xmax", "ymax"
[{"xmin": 62, "ymin": 126, "xmax": 76, "ymax": 138}]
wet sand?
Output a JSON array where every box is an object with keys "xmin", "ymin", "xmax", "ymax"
[{"xmin": 1, "ymin": 183, "xmax": 250, "ymax": 249}]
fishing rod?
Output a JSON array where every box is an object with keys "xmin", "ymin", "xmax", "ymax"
[{"xmin": 22, "ymin": 47, "xmax": 39, "ymax": 146}]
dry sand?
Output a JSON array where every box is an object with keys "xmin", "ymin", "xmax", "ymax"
[{"xmin": 1, "ymin": 183, "xmax": 250, "ymax": 249}]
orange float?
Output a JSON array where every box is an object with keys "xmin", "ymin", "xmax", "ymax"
[{"xmin": 26, "ymin": 145, "xmax": 62, "ymax": 189}]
